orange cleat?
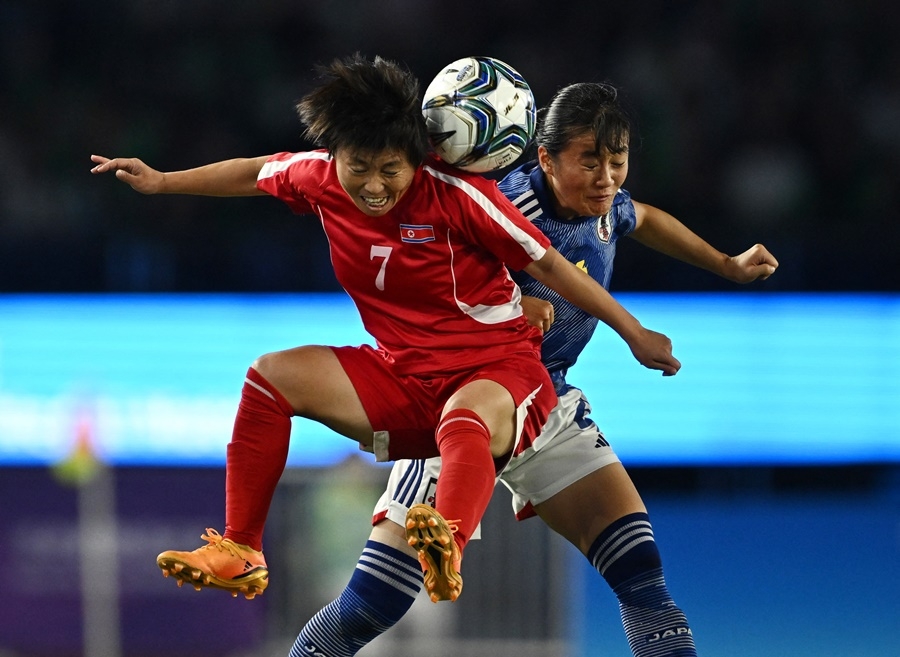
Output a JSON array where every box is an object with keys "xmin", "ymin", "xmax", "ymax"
[
  {"xmin": 405, "ymin": 504, "xmax": 463, "ymax": 602},
  {"xmin": 156, "ymin": 528, "xmax": 268, "ymax": 600}
]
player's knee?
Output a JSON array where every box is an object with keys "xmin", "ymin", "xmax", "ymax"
[
  {"xmin": 251, "ymin": 349, "xmax": 304, "ymax": 387},
  {"xmin": 250, "ymin": 351, "xmax": 278, "ymax": 378}
]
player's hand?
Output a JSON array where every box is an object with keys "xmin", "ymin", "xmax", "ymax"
[
  {"xmin": 90, "ymin": 154, "xmax": 165, "ymax": 194},
  {"xmin": 725, "ymin": 244, "xmax": 779, "ymax": 283},
  {"xmin": 521, "ymin": 295, "xmax": 554, "ymax": 334},
  {"xmin": 628, "ymin": 327, "xmax": 681, "ymax": 376}
]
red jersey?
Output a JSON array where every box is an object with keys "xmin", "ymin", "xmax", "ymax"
[{"xmin": 256, "ymin": 150, "xmax": 551, "ymax": 376}]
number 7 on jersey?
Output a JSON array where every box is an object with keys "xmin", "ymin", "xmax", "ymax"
[{"xmin": 370, "ymin": 245, "xmax": 393, "ymax": 291}]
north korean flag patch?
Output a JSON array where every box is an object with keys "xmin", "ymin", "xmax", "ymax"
[{"xmin": 400, "ymin": 224, "xmax": 435, "ymax": 243}]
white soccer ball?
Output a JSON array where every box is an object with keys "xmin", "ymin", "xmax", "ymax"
[{"xmin": 422, "ymin": 56, "xmax": 536, "ymax": 173}]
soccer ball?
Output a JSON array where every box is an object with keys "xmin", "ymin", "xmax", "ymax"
[{"xmin": 422, "ymin": 56, "xmax": 536, "ymax": 173}]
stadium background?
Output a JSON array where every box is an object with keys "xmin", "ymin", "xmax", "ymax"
[{"xmin": 1, "ymin": 1, "xmax": 898, "ymax": 656}]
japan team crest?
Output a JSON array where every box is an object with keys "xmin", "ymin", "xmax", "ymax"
[{"xmin": 596, "ymin": 214, "xmax": 611, "ymax": 243}]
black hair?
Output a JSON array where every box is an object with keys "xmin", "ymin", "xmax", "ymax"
[
  {"xmin": 536, "ymin": 82, "xmax": 632, "ymax": 157},
  {"xmin": 295, "ymin": 53, "xmax": 430, "ymax": 166}
]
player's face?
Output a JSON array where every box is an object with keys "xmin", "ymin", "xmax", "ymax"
[
  {"xmin": 335, "ymin": 148, "xmax": 416, "ymax": 217},
  {"xmin": 538, "ymin": 132, "xmax": 629, "ymax": 219}
]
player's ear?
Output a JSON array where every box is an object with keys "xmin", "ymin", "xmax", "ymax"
[{"xmin": 537, "ymin": 145, "xmax": 553, "ymax": 175}]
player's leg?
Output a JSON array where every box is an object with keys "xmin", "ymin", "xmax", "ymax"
[
  {"xmin": 509, "ymin": 388, "xmax": 697, "ymax": 656},
  {"xmin": 228, "ymin": 345, "xmax": 374, "ymax": 546},
  {"xmin": 292, "ymin": 458, "xmax": 440, "ymax": 656},
  {"xmin": 406, "ymin": 357, "xmax": 556, "ymax": 602},
  {"xmin": 532, "ymin": 462, "xmax": 645, "ymax": 553},
  {"xmin": 534, "ymin": 465, "xmax": 697, "ymax": 657},
  {"xmin": 405, "ymin": 381, "xmax": 506, "ymax": 603},
  {"xmin": 292, "ymin": 521, "xmax": 422, "ymax": 657},
  {"xmin": 157, "ymin": 345, "xmax": 374, "ymax": 597}
]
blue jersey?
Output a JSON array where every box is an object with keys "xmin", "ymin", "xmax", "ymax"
[{"xmin": 499, "ymin": 161, "xmax": 637, "ymax": 384}]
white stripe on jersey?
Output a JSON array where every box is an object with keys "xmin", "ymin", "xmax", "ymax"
[
  {"xmin": 520, "ymin": 200, "xmax": 541, "ymax": 219},
  {"xmin": 448, "ymin": 234, "xmax": 524, "ymax": 325},
  {"xmin": 510, "ymin": 190, "xmax": 541, "ymax": 219},
  {"xmin": 423, "ymin": 165, "xmax": 548, "ymax": 261},
  {"xmin": 510, "ymin": 189, "xmax": 543, "ymax": 221},
  {"xmin": 510, "ymin": 190, "xmax": 532, "ymax": 206},
  {"xmin": 257, "ymin": 151, "xmax": 330, "ymax": 181}
]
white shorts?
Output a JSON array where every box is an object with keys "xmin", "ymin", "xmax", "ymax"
[{"xmin": 371, "ymin": 386, "xmax": 620, "ymax": 532}]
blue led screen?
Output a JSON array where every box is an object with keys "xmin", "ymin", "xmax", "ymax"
[{"xmin": 1, "ymin": 293, "xmax": 897, "ymax": 466}]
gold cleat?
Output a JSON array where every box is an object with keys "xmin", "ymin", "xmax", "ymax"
[
  {"xmin": 405, "ymin": 504, "xmax": 463, "ymax": 602},
  {"xmin": 156, "ymin": 528, "xmax": 269, "ymax": 600}
]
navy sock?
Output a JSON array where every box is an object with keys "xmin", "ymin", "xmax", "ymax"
[
  {"xmin": 587, "ymin": 513, "xmax": 697, "ymax": 657},
  {"xmin": 290, "ymin": 539, "xmax": 423, "ymax": 657}
]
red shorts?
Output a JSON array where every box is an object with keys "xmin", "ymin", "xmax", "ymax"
[{"xmin": 332, "ymin": 344, "xmax": 556, "ymax": 462}]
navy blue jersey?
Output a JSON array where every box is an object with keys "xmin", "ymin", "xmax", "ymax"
[{"xmin": 500, "ymin": 161, "xmax": 637, "ymax": 381}]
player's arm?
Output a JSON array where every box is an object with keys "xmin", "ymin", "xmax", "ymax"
[
  {"xmin": 630, "ymin": 201, "xmax": 778, "ymax": 283},
  {"xmin": 90, "ymin": 154, "xmax": 270, "ymax": 197},
  {"xmin": 524, "ymin": 247, "xmax": 680, "ymax": 376}
]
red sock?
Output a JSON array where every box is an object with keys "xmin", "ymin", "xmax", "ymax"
[
  {"xmin": 224, "ymin": 367, "xmax": 294, "ymax": 551},
  {"xmin": 432, "ymin": 409, "xmax": 495, "ymax": 555}
]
